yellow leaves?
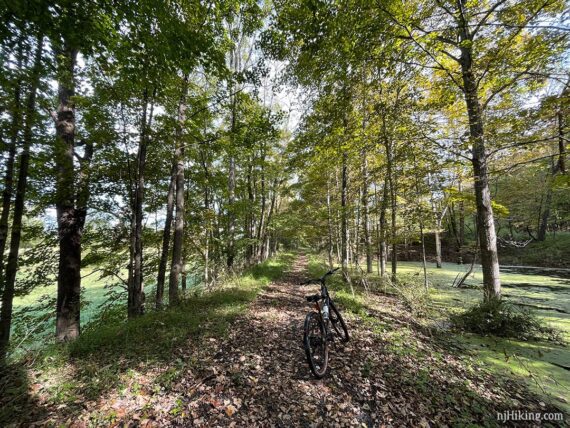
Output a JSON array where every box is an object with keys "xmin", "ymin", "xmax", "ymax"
[{"xmin": 225, "ymin": 404, "xmax": 237, "ymax": 416}]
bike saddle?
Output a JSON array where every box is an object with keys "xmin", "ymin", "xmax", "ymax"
[{"xmin": 305, "ymin": 294, "xmax": 321, "ymax": 302}]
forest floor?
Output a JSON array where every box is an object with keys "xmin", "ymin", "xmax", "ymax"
[{"xmin": 2, "ymin": 254, "xmax": 568, "ymax": 427}]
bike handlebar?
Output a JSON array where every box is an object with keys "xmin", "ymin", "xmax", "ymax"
[{"xmin": 300, "ymin": 267, "xmax": 340, "ymax": 285}]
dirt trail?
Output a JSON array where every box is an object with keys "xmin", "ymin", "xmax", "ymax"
[{"xmin": 182, "ymin": 254, "xmax": 380, "ymax": 427}]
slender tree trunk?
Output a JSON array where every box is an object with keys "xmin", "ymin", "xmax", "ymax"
[
  {"xmin": 458, "ymin": 179, "xmax": 465, "ymax": 264},
  {"xmin": 0, "ymin": 46, "xmax": 23, "ymax": 293},
  {"xmin": 435, "ymin": 218, "xmax": 442, "ymax": 268},
  {"xmin": 539, "ymin": 108, "xmax": 568, "ymax": 241},
  {"xmin": 246, "ymin": 162, "xmax": 255, "ymax": 264},
  {"xmin": 156, "ymin": 160, "xmax": 176, "ymax": 308},
  {"xmin": 326, "ymin": 177, "xmax": 334, "ymax": 269},
  {"xmin": 420, "ymin": 221, "xmax": 428, "ymax": 290},
  {"xmin": 385, "ymin": 139, "xmax": 397, "ymax": 282},
  {"xmin": 362, "ymin": 151, "xmax": 372, "ymax": 273},
  {"xmin": 256, "ymin": 165, "xmax": 267, "ymax": 262},
  {"xmin": 169, "ymin": 77, "xmax": 188, "ymax": 305},
  {"xmin": 227, "ymin": 48, "xmax": 238, "ymax": 270},
  {"xmin": 129, "ymin": 88, "xmax": 155, "ymax": 317},
  {"xmin": 557, "ymin": 108, "xmax": 566, "ymax": 174},
  {"xmin": 379, "ymin": 176, "xmax": 389, "ymax": 277},
  {"xmin": 261, "ymin": 178, "xmax": 277, "ymax": 261},
  {"xmin": 0, "ymin": 36, "xmax": 42, "ymax": 360},
  {"xmin": 202, "ymin": 154, "xmax": 211, "ymax": 285},
  {"xmin": 181, "ymin": 249, "xmax": 187, "ymax": 292},
  {"xmin": 459, "ymin": 40, "xmax": 501, "ymax": 301},
  {"xmin": 537, "ymin": 174, "xmax": 552, "ymax": 242},
  {"xmin": 341, "ymin": 151, "xmax": 350, "ymax": 284}
]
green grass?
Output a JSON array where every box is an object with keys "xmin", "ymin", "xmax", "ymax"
[{"xmin": 0, "ymin": 252, "xmax": 295, "ymax": 423}]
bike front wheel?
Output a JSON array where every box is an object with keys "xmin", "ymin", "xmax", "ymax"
[{"xmin": 303, "ymin": 311, "xmax": 328, "ymax": 378}]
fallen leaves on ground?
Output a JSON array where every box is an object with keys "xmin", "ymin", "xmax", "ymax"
[{"xmin": 4, "ymin": 255, "xmax": 565, "ymax": 427}]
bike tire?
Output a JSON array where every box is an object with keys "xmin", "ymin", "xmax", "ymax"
[
  {"xmin": 329, "ymin": 300, "xmax": 349, "ymax": 343},
  {"xmin": 303, "ymin": 311, "xmax": 328, "ymax": 378}
]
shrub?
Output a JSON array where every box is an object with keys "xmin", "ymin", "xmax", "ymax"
[
  {"xmin": 392, "ymin": 273, "xmax": 430, "ymax": 316},
  {"xmin": 451, "ymin": 299, "xmax": 561, "ymax": 342}
]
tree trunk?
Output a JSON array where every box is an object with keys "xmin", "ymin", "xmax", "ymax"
[
  {"xmin": 246, "ymin": 162, "xmax": 255, "ymax": 264},
  {"xmin": 326, "ymin": 177, "xmax": 334, "ymax": 269},
  {"xmin": 419, "ymin": 221, "xmax": 428, "ymax": 290},
  {"xmin": 261, "ymin": 178, "xmax": 277, "ymax": 261},
  {"xmin": 0, "ymin": 35, "xmax": 42, "ymax": 360},
  {"xmin": 385, "ymin": 139, "xmax": 397, "ymax": 282},
  {"xmin": 156, "ymin": 160, "xmax": 176, "ymax": 308},
  {"xmin": 129, "ymin": 88, "xmax": 155, "ymax": 317},
  {"xmin": 458, "ymin": 179, "xmax": 465, "ymax": 264},
  {"xmin": 202, "ymin": 154, "xmax": 211, "ymax": 285},
  {"xmin": 557, "ymin": 97, "xmax": 566, "ymax": 174},
  {"xmin": 435, "ymin": 218, "xmax": 442, "ymax": 268},
  {"xmin": 341, "ymin": 151, "xmax": 350, "ymax": 284},
  {"xmin": 256, "ymin": 166, "xmax": 267, "ymax": 262},
  {"xmin": 379, "ymin": 176, "xmax": 389, "ymax": 277},
  {"xmin": 362, "ymin": 151, "xmax": 372, "ymax": 273},
  {"xmin": 54, "ymin": 43, "xmax": 83, "ymax": 341},
  {"xmin": 460, "ymin": 41, "xmax": 501, "ymax": 301},
  {"xmin": 537, "ymin": 175, "xmax": 552, "ymax": 242},
  {"xmin": 539, "ymin": 107, "xmax": 568, "ymax": 241},
  {"xmin": 169, "ymin": 77, "xmax": 188, "ymax": 305},
  {"xmin": 0, "ymin": 46, "xmax": 24, "ymax": 294}
]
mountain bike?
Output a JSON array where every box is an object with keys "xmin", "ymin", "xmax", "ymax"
[{"xmin": 300, "ymin": 267, "xmax": 349, "ymax": 378}]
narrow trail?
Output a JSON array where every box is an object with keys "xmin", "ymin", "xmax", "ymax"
[{"xmin": 182, "ymin": 254, "xmax": 379, "ymax": 427}]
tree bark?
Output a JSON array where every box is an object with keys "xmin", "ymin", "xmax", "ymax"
[
  {"xmin": 54, "ymin": 42, "xmax": 83, "ymax": 341},
  {"xmin": 156, "ymin": 160, "xmax": 176, "ymax": 308},
  {"xmin": 261, "ymin": 178, "xmax": 277, "ymax": 261},
  {"xmin": 557, "ymin": 90, "xmax": 567, "ymax": 174},
  {"xmin": 326, "ymin": 176, "xmax": 334, "ymax": 268},
  {"xmin": 458, "ymin": 179, "xmax": 465, "ymax": 264},
  {"xmin": 256, "ymin": 163, "xmax": 267, "ymax": 262},
  {"xmin": 537, "ymin": 174, "xmax": 552, "ymax": 242},
  {"xmin": 0, "ymin": 35, "xmax": 42, "ymax": 360},
  {"xmin": 378, "ymin": 176, "xmax": 389, "ymax": 277},
  {"xmin": 246, "ymin": 162, "xmax": 255, "ymax": 264},
  {"xmin": 539, "ymin": 106, "xmax": 568, "ymax": 241},
  {"xmin": 341, "ymin": 151, "xmax": 350, "ymax": 284},
  {"xmin": 361, "ymin": 150, "xmax": 372, "ymax": 273},
  {"xmin": 169, "ymin": 77, "xmax": 188, "ymax": 305},
  {"xmin": 459, "ymin": 31, "xmax": 501, "ymax": 301},
  {"xmin": 0, "ymin": 46, "xmax": 23, "ymax": 294},
  {"xmin": 129, "ymin": 88, "xmax": 155, "ymax": 317},
  {"xmin": 385, "ymin": 139, "xmax": 397, "ymax": 282}
]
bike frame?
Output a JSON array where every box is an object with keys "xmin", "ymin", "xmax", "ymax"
[{"xmin": 302, "ymin": 267, "xmax": 340, "ymax": 339}]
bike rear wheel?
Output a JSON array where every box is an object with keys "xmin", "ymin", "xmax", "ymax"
[
  {"xmin": 303, "ymin": 311, "xmax": 328, "ymax": 378},
  {"xmin": 329, "ymin": 300, "xmax": 349, "ymax": 343}
]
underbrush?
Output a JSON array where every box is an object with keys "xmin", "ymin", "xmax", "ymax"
[
  {"xmin": 451, "ymin": 299, "xmax": 562, "ymax": 343},
  {"xmin": 389, "ymin": 273, "xmax": 431, "ymax": 316}
]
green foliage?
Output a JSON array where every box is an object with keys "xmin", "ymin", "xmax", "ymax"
[
  {"xmin": 391, "ymin": 273, "xmax": 431, "ymax": 317},
  {"xmin": 451, "ymin": 299, "xmax": 561, "ymax": 342}
]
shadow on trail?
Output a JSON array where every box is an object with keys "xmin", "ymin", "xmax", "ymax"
[{"xmin": 0, "ymin": 363, "xmax": 47, "ymax": 426}]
